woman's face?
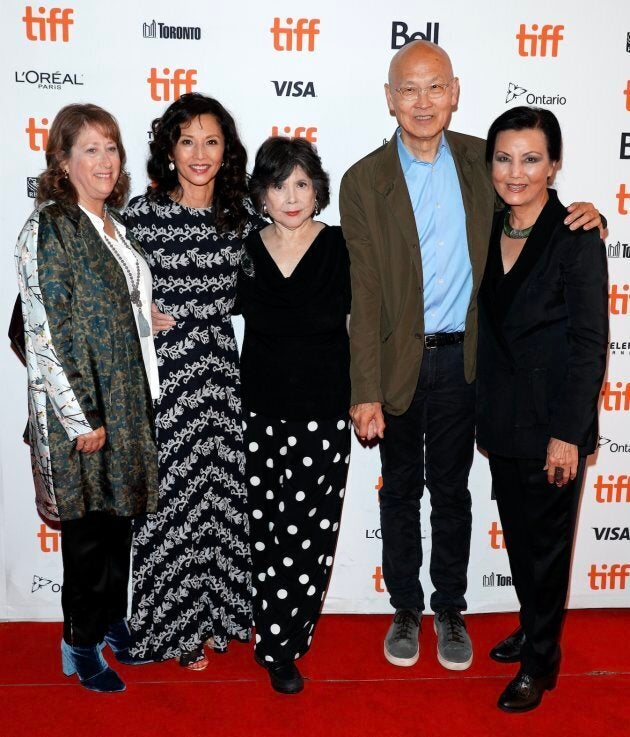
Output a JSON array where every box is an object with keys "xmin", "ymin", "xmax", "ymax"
[
  {"xmin": 170, "ymin": 114, "xmax": 225, "ymax": 194},
  {"xmin": 491, "ymin": 128, "xmax": 557, "ymax": 211},
  {"xmin": 64, "ymin": 124, "xmax": 121, "ymax": 209},
  {"xmin": 263, "ymin": 165, "xmax": 316, "ymax": 230}
]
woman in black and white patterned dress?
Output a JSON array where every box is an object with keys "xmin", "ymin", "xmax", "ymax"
[{"xmin": 125, "ymin": 93, "xmax": 258, "ymax": 669}]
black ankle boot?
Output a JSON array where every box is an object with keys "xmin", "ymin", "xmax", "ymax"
[{"xmin": 255, "ymin": 653, "xmax": 304, "ymax": 694}]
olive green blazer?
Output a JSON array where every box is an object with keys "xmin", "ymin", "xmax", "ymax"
[{"xmin": 339, "ymin": 129, "xmax": 495, "ymax": 415}]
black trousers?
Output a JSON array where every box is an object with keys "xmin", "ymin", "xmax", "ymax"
[
  {"xmin": 488, "ymin": 454, "xmax": 584, "ymax": 676},
  {"xmin": 379, "ymin": 342, "xmax": 475, "ymax": 612},
  {"xmin": 60, "ymin": 512, "xmax": 132, "ymax": 646},
  {"xmin": 245, "ymin": 412, "xmax": 350, "ymax": 663}
]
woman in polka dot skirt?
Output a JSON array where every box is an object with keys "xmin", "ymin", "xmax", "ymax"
[{"xmin": 238, "ymin": 137, "xmax": 351, "ymax": 694}]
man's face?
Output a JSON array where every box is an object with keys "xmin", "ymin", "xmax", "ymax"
[{"xmin": 385, "ymin": 47, "xmax": 459, "ymax": 155}]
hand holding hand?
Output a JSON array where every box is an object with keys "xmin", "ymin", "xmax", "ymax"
[
  {"xmin": 349, "ymin": 402, "xmax": 386, "ymax": 442},
  {"xmin": 75, "ymin": 426, "xmax": 106, "ymax": 454}
]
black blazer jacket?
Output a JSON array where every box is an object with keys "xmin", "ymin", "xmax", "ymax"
[{"xmin": 476, "ymin": 189, "xmax": 608, "ymax": 459}]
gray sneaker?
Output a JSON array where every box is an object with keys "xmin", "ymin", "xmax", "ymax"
[
  {"xmin": 434, "ymin": 609, "xmax": 473, "ymax": 670},
  {"xmin": 384, "ymin": 608, "xmax": 421, "ymax": 666}
]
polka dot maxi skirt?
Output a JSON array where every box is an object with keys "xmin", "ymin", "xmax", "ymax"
[{"xmin": 245, "ymin": 412, "xmax": 351, "ymax": 663}]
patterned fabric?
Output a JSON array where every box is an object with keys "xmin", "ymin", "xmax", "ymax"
[
  {"xmin": 125, "ymin": 193, "xmax": 256, "ymax": 659},
  {"xmin": 245, "ymin": 412, "xmax": 350, "ymax": 662},
  {"xmin": 14, "ymin": 202, "xmax": 158, "ymax": 521}
]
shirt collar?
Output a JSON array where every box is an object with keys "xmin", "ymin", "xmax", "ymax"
[{"xmin": 396, "ymin": 128, "xmax": 449, "ymax": 173}]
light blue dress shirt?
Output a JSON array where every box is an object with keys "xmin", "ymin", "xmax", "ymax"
[{"xmin": 397, "ymin": 129, "xmax": 472, "ymax": 334}]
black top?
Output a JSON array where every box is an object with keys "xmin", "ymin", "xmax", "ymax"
[
  {"xmin": 476, "ymin": 189, "xmax": 608, "ymax": 458},
  {"xmin": 238, "ymin": 224, "xmax": 351, "ymax": 420}
]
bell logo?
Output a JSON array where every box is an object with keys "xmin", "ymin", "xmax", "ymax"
[
  {"xmin": 372, "ymin": 565, "xmax": 387, "ymax": 593},
  {"xmin": 588, "ymin": 563, "xmax": 630, "ymax": 590},
  {"xmin": 26, "ymin": 117, "xmax": 49, "ymax": 151},
  {"xmin": 270, "ymin": 126, "xmax": 318, "ymax": 143},
  {"xmin": 516, "ymin": 24, "xmax": 564, "ymax": 57},
  {"xmin": 23, "ymin": 6, "xmax": 74, "ymax": 42},
  {"xmin": 616, "ymin": 184, "xmax": 630, "ymax": 215},
  {"xmin": 593, "ymin": 474, "xmax": 630, "ymax": 503},
  {"xmin": 391, "ymin": 21, "xmax": 440, "ymax": 49},
  {"xmin": 270, "ymin": 18, "xmax": 320, "ymax": 52},
  {"xmin": 488, "ymin": 521, "xmax": 506, "ymax": 549},
  {"xmin": 147, "ymin": 68, "xmax": 197, "ymax": 102}
]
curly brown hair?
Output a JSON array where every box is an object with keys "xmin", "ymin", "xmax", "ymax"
[
  {"xmin": 37, "ymin": 103, "xmax": 130, "ymax": 208},
  {"xmin": 146, "ymin": 93, "xmax": 249, "ymax": 235}
]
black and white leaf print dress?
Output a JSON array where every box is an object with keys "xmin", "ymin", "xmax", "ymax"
[{"xmin": 125, "ymin": 193, "xmax": 256, "ymax": 659}]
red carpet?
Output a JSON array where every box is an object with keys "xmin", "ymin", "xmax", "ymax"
[{"xmin": 1, "ymin": 610, "xmax": 628, "ymax": 737}]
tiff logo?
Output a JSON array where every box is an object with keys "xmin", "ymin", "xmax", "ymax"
[
  {"xmin": 488, "ymin": 521, "xmax": 506, "ymax": 549},
  {"xmin": 601, "ymin": 382, "xmax": 630, "ymax": 411},
  {"xmin": 609, "ymin": 284, "xmax": 630, "ymax": 314},
  {"xmin": 270, "ymin": 125, "xmax": 318, "ymax": 143},
  {"xmin": 616, "ymin": 184, "xmax": 630, "ymax": 214},
  {"xmin": 625, "ymin": 81, "xmax": 630, "ymax": 111},
  {"xmin": 516, "ymin": 24, "xmax": 564, "ymax": 57},
  {"xmin": 270, "ymin": 18, "xmax": 319, "ymax": 51},
  {"xmin": 391, "ymin": 21, "xmax": 439, "ymax": 49},
  {"xmin": 37, "ymin": 523, "xmax": 60, "ymax": 552},
  {"xmin": 593, "ymin": 474, "xmax": 630, "ymax": 503},
  {"xmin": 26, "ymin": 117, "xmax": 49, "ymax": 151},
  {"xmin": 372, "ymin": 565, "xmax": 387, "ymax": 592},
  {"xmin": 23, "ymin": 6, "xmax": 73, "ymax": 42},
  {"xmin": 588, "ymin": 563, "xmax": 630, "ymax": 590},
  {"xmin": 147, "ymin": 68, "xmax": 196, "ymax": 101}
]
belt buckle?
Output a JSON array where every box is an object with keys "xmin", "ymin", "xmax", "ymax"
[{"xmin": 424, "ymin": 334, "xmax": 437, "ymax": 349}]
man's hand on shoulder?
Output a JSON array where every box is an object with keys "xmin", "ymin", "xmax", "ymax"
[
  {"xmin": 349, "ymin": 402, "xmax": 386, "ymax": 442},
  {"xmin": 565, "ymin": 201, "xmax": 607, "ymax": 238}
]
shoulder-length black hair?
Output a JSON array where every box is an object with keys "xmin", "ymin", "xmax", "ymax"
[
  {"xmin": 248, "ymin": 137, "xmax": 330, "ymax": 215},
  {"xmin": 146, "ymin": 92, "xmax": 249, "ymax": 234}
]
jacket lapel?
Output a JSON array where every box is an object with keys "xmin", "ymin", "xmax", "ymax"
[{"xmin": 374, "ymin": 133, "xmax": 423, "ymax": 286}]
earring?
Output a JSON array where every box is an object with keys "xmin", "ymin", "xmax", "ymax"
[
  {"xmin": 63, "ymin": 169, "xmax": 69, "ymax": 180},
  {"xmin": 168, "ymin": 161, "xmax": 175, "ymax": 172},
  {"xmin": 220, "ymin": 161, "xmax": 225, "ymax": 168},
  {"xmin": 314, "ymin": 199, "xmax": 321, "ymax": 216},
  {"xmin": 262, "ymin": 203, "xmax": 268, "ymax": 216}
]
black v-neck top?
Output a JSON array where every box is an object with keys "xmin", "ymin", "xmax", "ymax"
[{"xmin": 238, "ymin": 225, "xmax": 351, "ymax": 420}]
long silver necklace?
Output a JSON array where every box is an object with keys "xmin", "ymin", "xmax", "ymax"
[{"xmin": 102, "ymin": 214, "xmax": 152, "ymax": 337}]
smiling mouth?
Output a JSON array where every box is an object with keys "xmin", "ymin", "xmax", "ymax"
[
  {"xmin": 414, "ymin": 115, "xmax": 432, "ymax": 121},
  {"xmin": 506, "ymin": 184, "xmax": 527, "ymax": 192},
  {"xmin": 285, "ymin": 210, "xmax": 300, "ymax": 216},
  {"xmin": 190, "ymin": 165, "xmax": 211, "ymax": 173}
]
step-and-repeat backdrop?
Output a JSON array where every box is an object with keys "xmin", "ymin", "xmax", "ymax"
[{"xmin": 1, "ymin": 1, "xmax": 628, "ymax": 619}]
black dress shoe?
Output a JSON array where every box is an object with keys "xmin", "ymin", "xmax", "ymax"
[
  {"xmin": 497, "ymin": 668, "xmax": 558, "ymax": 713},
  {"xmin": 255, "ymin": 654, "xmax": 304, "ymax": 694},
  {"xmin": 490, "ymin": 627, "xmax": 526, "ymax": 663}
]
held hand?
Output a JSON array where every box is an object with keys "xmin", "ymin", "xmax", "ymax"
[
  {"xmin": 349, "ymin": 402, "xmax": 385, "ymax": 441},
  {"xmin": 544, "ymin": 437, "xmax": 578, "ymax": 487},
  {"xmin": 75, "ymin": 426, "xmax": 106, "ymax": 454},
  {"xmin": 565, "ymin": 202, "xmax": 606, "ymax": 238},
  {"xmin": 151, "ymin": 302, "xmax": 176, "ymax": 333}
]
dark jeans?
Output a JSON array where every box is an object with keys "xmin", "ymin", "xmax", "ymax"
[
  {"xmin": 489, "ymin": 454, "xmax": 584, "ymax": 676},
  {"xmin": 60, "ymin": 511, "xmax": 132, "ymax": 646},
  {"xmin": 379, "ymin": 342, "xmax": 475, "ymax": 612}
]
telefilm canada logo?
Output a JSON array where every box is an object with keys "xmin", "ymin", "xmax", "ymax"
[
  {"xmin": 505, "ymin": 81, "xmax": 566, "ymax": 106},
  {"xmin": 15, "ymin": 70, "xmax": 83, "ymax": 91},
  {"xmin": 609, "ymin": 339, "xmax": 630, "ymax": 357},
  {"xmin": 142, "ymin": 19, "xmax": 201, "ymax": 40}
]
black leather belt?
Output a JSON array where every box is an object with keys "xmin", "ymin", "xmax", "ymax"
[{"xmin": 424, "ymin": 332, "xmax": 465, "ymax": 349}]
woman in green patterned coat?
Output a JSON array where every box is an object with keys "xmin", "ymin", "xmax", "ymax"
[{"xmin": 15, "ymin": 104, "xmax": 159, "ymax": 693}]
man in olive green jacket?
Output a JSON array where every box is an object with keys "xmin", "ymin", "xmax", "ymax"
[{"xmin": 340, "ymin": 40, "xmax": 601, "ymax": 672}]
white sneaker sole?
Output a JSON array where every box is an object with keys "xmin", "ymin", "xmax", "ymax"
[
  {"xmin": 383, "ymin": 643, "xmax": 419, "ymax": 667},
  {"xmin": 433, "ymin": 620, "xmax": 473, "ymax": 670}
]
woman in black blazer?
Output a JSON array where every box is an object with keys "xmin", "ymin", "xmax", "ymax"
[{"xmin": 476, "ymin": 107, "xmax": 608, "ymax": 713}]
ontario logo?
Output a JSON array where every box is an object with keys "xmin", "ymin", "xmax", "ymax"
[
  {"xmin": 31, "ymin": 574, "xmax": 61, "ymax": 593},
  {"xmin": 505, "ymin": 81, "xmax": 566, "ymax": 105}
]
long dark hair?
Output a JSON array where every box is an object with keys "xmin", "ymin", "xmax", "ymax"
[
  {"xmin": 37, "ymin": 103, "xmax": 129, "ymax": 207},
  {"xmin": 147, "ymin": 93, "xmax": 249, "ymax": 234}
]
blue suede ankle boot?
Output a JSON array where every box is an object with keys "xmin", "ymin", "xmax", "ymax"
[
  {"xmin": 61, "ymin": 639, "xmax": 125, "ymax": 692},
  {"xmin": 104, "ymin": 619, "xmax": 152, "ymax": 665}
]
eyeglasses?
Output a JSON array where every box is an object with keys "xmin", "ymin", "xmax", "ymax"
[{"xmin": 394, "ymin": 80, "xmax": 454, "ymax": 101}]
